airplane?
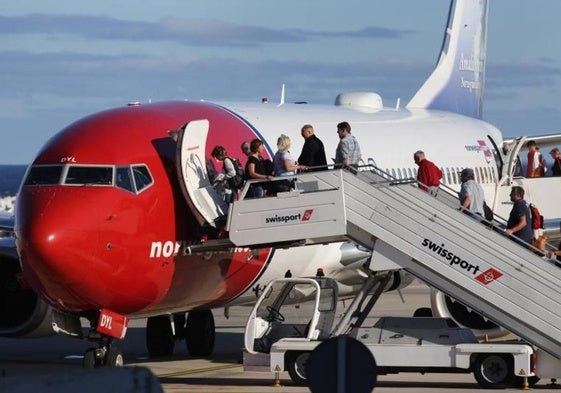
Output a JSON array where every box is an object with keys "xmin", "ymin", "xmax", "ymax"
[{"xmin": 3, "ymin": 0, "xmax": 561, "ymax": 367}]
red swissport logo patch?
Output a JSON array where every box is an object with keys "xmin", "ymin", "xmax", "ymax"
[
  {"xmin": 302, "ymin": 209, "xmax": 314, "ymax": 221},
  {"xmin": 475, "ymin": 268, "xmax": 503, "ymax": 285}
]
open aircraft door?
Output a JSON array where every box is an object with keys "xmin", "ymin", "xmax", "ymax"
[
  {"xmin": 498, "ymin": 136, "xmax": 526, "ymax": 187},
  {"xmin": 176, "ymin": 119, "xmax": 229, "ymax": 227}
]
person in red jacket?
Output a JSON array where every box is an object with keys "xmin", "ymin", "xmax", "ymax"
[
  {"xmin": 526, "ymin": 140, "xmax": 545, "ymax": 177},
  {"xmin": 414, "ymin": 150, "xmax": 442, "ymax": 196}
]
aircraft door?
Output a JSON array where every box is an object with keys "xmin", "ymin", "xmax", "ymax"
[
  {"xmin": 499, "ymin": 136, "xmax": 526, "ymax": 186},
  {"xmin": 176, "ymin": 119, "xmax": 229, "ymax": 227}
]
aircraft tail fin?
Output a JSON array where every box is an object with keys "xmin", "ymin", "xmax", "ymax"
[{"xmin": 406, "ymin": 0, "xmax": 488, "ymax": 119}]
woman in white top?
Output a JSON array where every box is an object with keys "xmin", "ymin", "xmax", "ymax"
[{"xmin": 272, "ymin": 134, "xmax": 307, "ymax": 193}]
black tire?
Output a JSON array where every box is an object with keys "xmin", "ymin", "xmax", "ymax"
[
  {"xmin": 83, "ymin": 348, "xmax": 97, "ymax": 368},
  {"xmin": 146, "ymin": 315, "xmax": 174, "ymax": 357},
  {"xmin": 105, "ymin": 346, "xmax": 124, "ymax": 367},
  {"xmin": 473, "ymin": 353, "xmax": 515, "ymax": 389},
  {"xmin": 186, "ymin": 310, "xmax": 215, "ymax": 357},
  {"xmin": 287, "ymin": 351, "xmax": 310, "ymax": 386},
  {"xmin": 413, "ymin": 307, "xmax": 433, "ymax": 317}
]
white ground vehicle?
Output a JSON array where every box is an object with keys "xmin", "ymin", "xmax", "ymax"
[{"xmin": 243, "ymin": 275, "xmax": 541, "ymax": 388}]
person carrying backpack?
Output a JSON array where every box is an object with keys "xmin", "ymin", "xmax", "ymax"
[
  {"xmin": 458, "ymin": 168, "xmax": 485, "ymax": 221},
  {"xmin": 211, "ymin": 145, "xmax": 242, "ymax": 203},
  {"xmin": 504, "ymin": 186, "xmax": 533, "ymax": 248}
]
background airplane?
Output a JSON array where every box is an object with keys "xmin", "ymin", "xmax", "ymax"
[{"xmin": 2, "ymin": 0, "xmax": 561, "ymax": 367}]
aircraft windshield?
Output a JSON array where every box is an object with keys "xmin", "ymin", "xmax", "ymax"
[
  {"xmin": 24, "ymin": 165, "xmax": 64, "ymax": 185},
  {"xmin": 24, "ymin": 164, "xmax": 153, "ymax": 193},
  {"xmin": 65, "ymin": 166, "xmax": 113, "ymax": 185}
]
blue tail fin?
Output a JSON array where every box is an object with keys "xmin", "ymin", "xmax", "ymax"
[{"xmin": 406, "ymin": 0, "xmax": 488, "ymax": 119}]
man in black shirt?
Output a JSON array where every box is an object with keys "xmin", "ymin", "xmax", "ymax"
[
  {"xmin": 298, "ymin": 124, "xmax": 327, "ymax": 172},
  {"xmin": 549, "ymin": 147, "xmax": 561, "ymax": 176}
]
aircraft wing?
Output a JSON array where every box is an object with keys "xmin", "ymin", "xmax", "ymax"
[{"xmin": 505, "ymin": 133, "xmax": 561, "ymax": 152}]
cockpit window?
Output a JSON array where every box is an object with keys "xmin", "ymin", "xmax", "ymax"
[
  {"xmin": 132, "ymin": 165, "xmax": 152, "ymax": 192},
  {"xmin": 23, "ymin": 163, "xmax": 153, "ymax": 194},
  {"xmin": 24, "ymin": 165, "xmax": 63, "ymax": 185},
  {"xmin": 65, "ymin": 166, "xmax": 113, "ymax": 185},
  {"xmin": 116, "ymin": 167, "xmax": 134, "ymax": 192}
]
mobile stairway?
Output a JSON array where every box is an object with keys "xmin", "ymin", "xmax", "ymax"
[{"xmin": 226, "ymin": 168, "xmax": 561, "ymax": 358}]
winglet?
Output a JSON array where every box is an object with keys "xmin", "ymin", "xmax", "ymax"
[{"xmin": 406, "ymin": 0, "xmax": 488, "ymax": 119}]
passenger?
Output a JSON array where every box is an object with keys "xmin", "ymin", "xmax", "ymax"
[
  {"xmin": 504, "ymin": 186, "xmax": 533, "ymax": 247},
  {"xmin": 272, "ymin": 134, "xmax": 306, "ymax": 193},
  {"xmin": 298, "ymin": 124, "xmax": 327, "ymax": 171},
  {"xmin": 244, "ymin": 139, "xmax": 273, "ymax": 198},
  {"xmin": 526, "ymin": 140, "xmax": 546, "ymax": 177},
  {"xmin": 239, "ymin": 141, "xmax": 251, "ymax": 166},
  {"xmin": 458, "ymin": 168, "xmax": 485, "ymax": 221},
  {"xmin": 335, "ymin": 121, "xmax": 362, "ymax": 169},
  {"xmin": 414, "ymin": 150, "xmax": 442, "ymax": 196},
  {"xmin": 240, "ymin": 141, "xmax": 251, "ymax": 157},
  {"xmin": 211, "ymin": 145, "xmax": 236, "ymax": 203},
  {"xmin": 549, "ymin": 147, "xmax": 561, "ymax": 176}
]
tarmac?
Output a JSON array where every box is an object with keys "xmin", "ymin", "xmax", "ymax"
[{"xmin": 2, "ymin": 280, "xmax": 561, "ymax": 392}]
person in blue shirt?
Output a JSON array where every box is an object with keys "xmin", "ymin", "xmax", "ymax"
[
  {"xmin": 505, "ymin": 186, "xmax": 533, "ymax": 246},
  {"xmin": 335, "ymin": 121, "xmax": 361, "ymax": 168}
]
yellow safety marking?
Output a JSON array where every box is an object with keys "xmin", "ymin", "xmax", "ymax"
[
  {"xmin": 274, "ymin": 365, "xmax": 282, "ymax": 372},
  {"xmin": 518, "ymin": 369, "xmax": 526, "ymax": 375}
]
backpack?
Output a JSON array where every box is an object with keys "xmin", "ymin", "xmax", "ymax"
[
  {"xmin": 529, "ymin": 203, "xmax": 544, "ymax": 230},
  {"xmin": 226, "ymin": 157, "xmax": 245, "ymax": 190},
  {"xmin": 483, "ymin": 201, "xmax": 494, "ymax": 222}
]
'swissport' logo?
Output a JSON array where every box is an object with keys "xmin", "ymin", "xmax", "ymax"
[
  {"xmin": 265, "ymin": 209, "xmax": 314, "ymax": 224},
  {"xmin": 422, "ymin": 238, "xmax": 480, "ymax": 275}
]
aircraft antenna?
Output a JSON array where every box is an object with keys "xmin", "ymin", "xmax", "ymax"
[
  {"xmin": 278, "ymin": 83, "xmax": 285, "ymax": 107},
  {"xmin": 395, "ymin": 97, "xmax": 401, "ymax": 110}
]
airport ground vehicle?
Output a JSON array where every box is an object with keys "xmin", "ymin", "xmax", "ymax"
[{"xmin": 243, "ymin": 275, "xmax": 540, "ymax": 388}]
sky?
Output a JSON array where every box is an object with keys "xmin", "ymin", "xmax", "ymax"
[{"xmin": 1, "ymin": 0, "xmax": 560, "ymax": 164}]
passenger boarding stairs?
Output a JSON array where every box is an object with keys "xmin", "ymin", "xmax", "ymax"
[{"xmin": 226, "ymin": 168, "xmax": 561, "ymax": 358}]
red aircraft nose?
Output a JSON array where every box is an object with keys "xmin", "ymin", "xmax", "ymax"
[{"xmin": 16, "ymin": 186, "xmax": 103, "ymax": 310}]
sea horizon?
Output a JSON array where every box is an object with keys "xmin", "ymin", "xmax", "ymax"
[{"xmin": 0, "ymin": 164, "xmax": 27, "ymax": 212}]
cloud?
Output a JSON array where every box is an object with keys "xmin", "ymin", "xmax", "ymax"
[
  {"xmin": 0, "ymin": 50, "xmax": 427, "ymax": 105},
  {"xmin": 488, "ymin": 63, "xmax": 561, "ymax": 89},
  {"xmin": 2, "ymin": 47, "xmax": 557, "ymax": 116},
  {"xmin": 0, "ymin": 14, "xmax": 408, "ymax": 47}
]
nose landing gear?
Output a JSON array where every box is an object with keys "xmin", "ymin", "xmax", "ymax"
[
  {"xmin": 83, "ymin": 344, "xmax": 124, "ymax": 368},
  {"xmin": 83, "ymin": 311, "xmax": 126, "ymax": 368}
]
